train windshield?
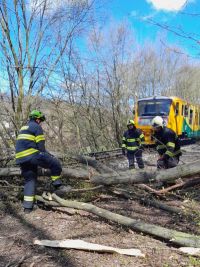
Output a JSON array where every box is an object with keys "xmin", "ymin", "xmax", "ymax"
[{"xmin": 138, "ymin": 99, "xmax": 172, "ymax": 116}]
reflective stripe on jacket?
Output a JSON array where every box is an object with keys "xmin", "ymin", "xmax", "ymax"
[
  {"xmin": 122, "ymin": 128, "xmax": 145, "ymax": 152},
  {"xmin": 153, "ymin": 127, "xmax": 181, "ymax": 159}
]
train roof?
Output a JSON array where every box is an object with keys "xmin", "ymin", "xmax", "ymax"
[
  {"xmin": 138, "ymin": 96, "xmax": 184, "ymax": 102},
  {"xmin": 137, "ymin": 96, "xmax": 200, "ymax": 107}
]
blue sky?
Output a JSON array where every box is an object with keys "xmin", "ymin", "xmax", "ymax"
[{"xmin": 105, "ymin": 0, "xmax": 200, "ymax": 58}]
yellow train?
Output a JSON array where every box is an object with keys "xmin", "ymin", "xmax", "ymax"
[{"xmin": 134, "ymin": 96, "xmax": 200, "ymax": 145}]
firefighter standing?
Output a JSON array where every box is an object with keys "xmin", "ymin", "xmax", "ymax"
[
  {"xmin": 122, "ymin": 119, "xmax": 145, "ymax": 169},
  {"xmin": 15, "ymin": 110, "xmax": 70, "ymax": 213},
  {"xmin": 151, "ymin": 116, "xmax": 182, "ymax": 169}
]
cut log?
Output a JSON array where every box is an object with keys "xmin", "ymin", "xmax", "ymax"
[
  {"xmin": 90, "ymin": 160, "xmax": 200, "ymax": 185},
  {"xmin": 51, "ymin": 193, "xmax": 200, "ymax": 247}
]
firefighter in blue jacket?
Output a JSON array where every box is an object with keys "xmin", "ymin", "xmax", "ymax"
[
  {"xmin": 15, "ymin": 110, "xmax": 69, "ymax": 213},
  {"xmin": 122, "ymin": 119, "xmax": 145, "ymax": 169},
  {"xmin": 151, "ymin": 116, "xmax": 182, "ymax": 169}
]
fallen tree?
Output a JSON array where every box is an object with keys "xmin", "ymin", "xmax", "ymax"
[
  {"xmin": 73, "ymin": 155, "xmax": 115, "ymax": 174},
  {"xmin": 0, "ymin": 155, "xmax": 114, "ymax": 179},
  {"xmin": 35, "ymin": 193, "xmax": 200, "ymax": 248},
  {"xmin": 0, "ymin": 167, "xmax": 91, "ymax": 180},
  {"xmin": 3, "ymin": 160, "xmax": 200, "ymax": 186},
  {"xmin": 90, "ymin": 160, "xmax": 200, "ymax": 185}
]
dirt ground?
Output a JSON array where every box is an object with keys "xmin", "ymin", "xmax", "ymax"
[{"xmin": 1, "ymin": 145, "xmax": 200, "ymax": 267}]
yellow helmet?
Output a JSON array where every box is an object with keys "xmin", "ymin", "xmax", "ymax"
[
  {"xmin": 151, "ymin": 116, "xmax": 164, "ymax": 128},
  {"xmin": 127, "ymin": 119, "xmax": 135, "ymax": 126}
]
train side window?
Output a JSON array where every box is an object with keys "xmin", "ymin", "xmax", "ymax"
[
  {"xmin": 175, "ymin": 102, "xmax": 179, "ymax": 116},
  {"xmin": 189, "ymin": 109, "xmax": 193, "ymax": 124},
  {"xmin": 184, "ymin": 106, "xmax": 188, "ymax": 116}
]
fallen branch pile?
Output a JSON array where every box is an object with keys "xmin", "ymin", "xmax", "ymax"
[
  {"xmin": 35, "ymin": 193, "xmax": 200, "ymax": 248},
  {"xmin": 1, "ymin": 154, "xmax": 200, "ymax": 250}
]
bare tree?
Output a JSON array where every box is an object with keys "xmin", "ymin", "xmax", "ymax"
[{"xmin": 0, "ymin": 0, "xmax": 97, "ymax": 150}]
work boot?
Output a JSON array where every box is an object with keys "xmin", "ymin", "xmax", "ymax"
[
  {"xmin": 129, "ymin": 165, "xmax": 135, "ymax": 170},
  {"xmin": 24, "ymin": 208, "xmax": 33, "ymax": 214},
  {"xmin": 53, "ymin": 185, "xmax": 72, "ymax": 197}
]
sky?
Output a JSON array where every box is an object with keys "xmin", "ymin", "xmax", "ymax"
[{"xmin": 105, "ymin": 0, "xmax": 200, "ymax": 58}]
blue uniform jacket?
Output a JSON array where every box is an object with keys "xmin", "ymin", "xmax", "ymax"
[
  {"xmin": 122, "ymin": 128, "xmax": 145, "ymax": 153},
  {"xmin": 15, "ymin": 119, "xmax": 46, "ymax": 164}
]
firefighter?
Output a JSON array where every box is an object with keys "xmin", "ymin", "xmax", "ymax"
[
  {"xmin": 122, "ymin": 119, "xmax": 145, "ymax": 169},
  {"xmin": 151, "ymin": 116, "xmax": 182, "ymax": 169},
  {"xmin": 15, "ymin": 110, "xmax": 70, "ymax": 213}
]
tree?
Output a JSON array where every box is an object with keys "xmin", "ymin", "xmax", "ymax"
[{"xmin": 0, "ymin": 0, "xmax": 98, "ymax": 150}]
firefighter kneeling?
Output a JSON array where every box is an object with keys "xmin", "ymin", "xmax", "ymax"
[
  {"xmin": 15, "ymin": 110, "xmax": 71, "ymax": 214},
  {"xmin": 151, "ymin": 116, "xmax": 182, "ymax": 169}
]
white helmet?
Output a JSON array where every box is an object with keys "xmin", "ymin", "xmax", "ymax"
[{"xmin": 151, "ymin": 116, "xmax": 164, "ymax": 128}]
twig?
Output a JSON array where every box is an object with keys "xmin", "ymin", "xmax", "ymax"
[
  {"xmin": 5, "ymin": 255, "xmax": 29, "ymax": 267},
  {"xmin": 0, "ymin": 180, "xmax": 23, "ymax": 188},
  {"xmin": 70, "ymin": 185, "xmax": 104, "ymax": 193},
  {"xmin": 137, "ymin": 177, "xmax": 200, "ymax": 195}
]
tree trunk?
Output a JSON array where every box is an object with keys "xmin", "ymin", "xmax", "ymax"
[
  {"xmin": 50, "ymin": 194, "xmax": 200, "ymax": 247},
  {"xmin": 0, "ymin": 167, "xmax": 90, "ymax": 179},
  {"xmin": 90, "ymin": 160, "xmax": 200, "ymax": 185},
  {"xmin": 73, "ymin": 155, "xmax": 115, "ymax": 174}
]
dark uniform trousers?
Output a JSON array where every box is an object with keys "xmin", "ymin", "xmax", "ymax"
[
  {"xmin": 127, "ymin": 149, "xmax": 144, "ymax": 169},
  {"xmin": 157, "ymin": 156, "xmax": 179, "ymax": 169},
  {"xmin": 20, "ymin": 152, "xmax": 62, "ymax": 209}
]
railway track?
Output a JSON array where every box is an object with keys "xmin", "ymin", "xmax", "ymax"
[
  {"xmin": 86, "ymin": 141, "xmax": 200, "ymax": 161},
  {"xmin": 1, "ymin": 141, "xmax": 199, "ymax": 167}
]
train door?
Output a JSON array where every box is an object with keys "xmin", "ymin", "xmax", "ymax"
[
  {"xmin": 194, "ymin": 110, "xmax": 198, "ymax": 138},
  {"xmin": 199, "ymin": 110, "xmax": 200, "ymax": 138},
  {"xmin": 174, "ymin": 101, "xmax": 183, "ymax": 136},
  {"xmin": 182, "ymin": 104, "xmax": 189, "ymax": 138},
  {"xmin": 189, "ymin": 108, "xmax": 194, "ymax": 137}
]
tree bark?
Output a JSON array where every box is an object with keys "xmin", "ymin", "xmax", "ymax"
[
  {"xmin": 51, "ymin": 194, "xmax": 200, "ymax": 247},
  {"xmin": 73, "ymin": 155, "xmax": 116, "ymax": 174},
  {"xmin": 0, "ymin": 167, "xmax": 90, "ymax": 179},
  {"xmin": 139, "ymin": 197, "xmax": 184, "ymax": 215},
  {"xmin": 90, "ymin": 160, "xmax": 200, "ymax": 185},
  {"xmin": 112, "ymin": 189, "xmax": 188, "ymax": 217}
]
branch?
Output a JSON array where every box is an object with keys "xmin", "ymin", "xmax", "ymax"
[{"xmin": 51, "ymin": 193, "xmax": 200, "ymax": 247}]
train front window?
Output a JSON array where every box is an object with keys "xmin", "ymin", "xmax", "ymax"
[{"xmin": 138, "ymin": 99, "xmax": 172, "ymax": 116}]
